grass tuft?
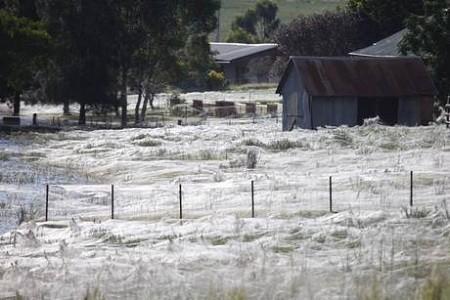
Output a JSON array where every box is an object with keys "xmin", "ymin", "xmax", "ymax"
[
  {"xmin": 401, "ymin": 206, "xmax": 430, "ymax": 219},
  {"xmin": 135, "ymin": 139, "xmax": 162, "ymax": 147},
  {"xmin": 243, "ymin": 138, "xmax": 265, "ymax": 148},
  {"xmin": 421, "ymin": 270, "xmax": 450, "ymax": 300},
  {"xmin": 333, "ymin": 129, "xmax": 354, "ymax": 147},
  {"xmin": 266, "ymin": 138, "xmax": 302, "ymax": 151},
  {"xmin": 84, "ymin": 287, "xmax": 105, "ymax": 300},
  {"xmin": 242, "ymin": 138, "xmax": 302, "ymax": 152}
]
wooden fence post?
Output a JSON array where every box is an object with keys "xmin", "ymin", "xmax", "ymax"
[
  {"xmin": 179, "ymin": 184, "xmax": 183, "ymax": 219},
  {"xmin": 329, "ymin": 176, "xmax": 333, "ymax": 213},
  {"xmin": 251, "ymin": 180, "xmax": 255, "ymax": 218},
  {"xmin": 111, "ymin": 184, "xmax": 115, "ymax": 219},
  {"xmin": 45, "ymin": 184, "xmax": 49, "ymax": 221}
]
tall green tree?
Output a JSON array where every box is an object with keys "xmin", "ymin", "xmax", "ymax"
[
  {"xmin": 39, "ymin": 0, "xmax": 118, "ymax": 125},
  {"xmin": 34, "ymin": 0, "xmax": 219, "ymax": 126},
  {"xmin": 276, "ymin": 11, "xmax": 372, "ymax": 57},
  {"xmin": 254, "ymin": 0, "xmax": 279, "ymax": 41},
  {"xmin": 177, "ymin": 0, "xmax": 220, "ymax": 90},
  {"xmin": 225, "ymin": 26, "xmax": 256, "ymax": 43},
  {"xmin": 347, "ymin": 0, "xmax": 424, "ymax": 38},
  {"xmin": 400, "ymin": 0, "xmax": 450, "ymax": 103},
  {"xmin": 227, "ymin": 0, "xmax": 279, "ymax": 43},
  {"xmin": 0, "ymin": 8, "xmax": 50, "ymax": 115},
  {"xmin": 128, "ymin": 1, "xmax": 180, "ymax": 124},
  {"xmin": 114, "ymin": 0, "xmax": 219, "ymax": 126}
]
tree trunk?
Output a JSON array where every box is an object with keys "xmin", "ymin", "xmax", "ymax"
[
  {"xmin": 141, "ymin": 93, "xmax": 152, "ymax": 122},
  {"xmin": 113, "ymin": 90, "xmax": 120, "ymax": 117},
  {"xmin": 79, "ymin": 103, "xmax": 86, "ymax": 125},
  {"xmin": 13, "ymin": 92, "xmax": 20, "ymax": 116},
  {"xmin": 115, "ymin": 105, "xmax": 120, "ymax": 117},
  {"xmin": 134, "ymin": 88, "xmax": 143, "ymax": 124},
  {"xmin": 120, "ymin": 71, "xmax": 128, "ymax": 128},
  {"xmin": 149, "ymin": 93, "xmax": 155, "ymax": 109},
  {"xmin": 63, "ymin": 100, "xmax": 70, "ymax": 115},
  {"xmin": 121, "ymin": 101, "xmax": 127, "ymax": 127}
]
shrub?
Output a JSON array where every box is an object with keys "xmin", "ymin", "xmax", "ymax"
[
  {"xmin": 0, "ymin": 151, "xmax": 9, "ymax": 161},
  {"xmin": 207, "ymin": 70, "xmax": 226, "ymax": 90},
  {"xmin": 246, "ymin": 148, "xmax": 259, "ymax": 169}
]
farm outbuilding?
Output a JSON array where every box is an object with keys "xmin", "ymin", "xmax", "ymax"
[
  {"xmin": 210, "ymin": 42, "xmax": 278, "ymax": 84},
  {"xmin": 276, "ymin": 56, "xmax": 437, "ymax": 131}
]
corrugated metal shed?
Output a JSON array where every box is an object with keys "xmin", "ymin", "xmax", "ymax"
[
  {"xmin": 276, "ymin": 56, "xmax": 437, "ymax": 97},
  {"xmin": 349, "ymin": 29, "xmax": 409, "ymax": 58},
  {"xmin": 210, "ymin": 42, "xmax": 278, "ymax": 63}
]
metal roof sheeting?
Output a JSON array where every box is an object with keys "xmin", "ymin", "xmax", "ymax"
[
  {"xmin": 210, "ymin": 42, "xmax": 278, "ymax": 63},
  {"xmin": 349, "ymin": 29, "xmax": 411, "ymax": 58},
  {"xmin": 276, "ymin": 56, "xmax": 437, "ymax": 97}
]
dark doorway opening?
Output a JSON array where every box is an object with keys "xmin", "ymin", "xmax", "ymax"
[{"xmin": 357, "ymin": 97, "xmax": 399, "ymax": 125}]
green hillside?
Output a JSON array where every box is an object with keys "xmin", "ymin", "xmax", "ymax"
[{"xmin": 214, "ymin": 0, "xmax": 346, "ymax": 41}]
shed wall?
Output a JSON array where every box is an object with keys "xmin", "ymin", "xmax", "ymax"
[
  {"xmin": 398, "ymin": 97, "xmax": 420, "ymax": 126},
  {"xmin": 299, "ymin": 90, "xmax": 311, "ymax": 129},
  {"xmin": 223, "ymin": 64, "xmax": 237, "ymax": 84},
  {"xmin": 283, "ymin": 68, "xmax": 303, "ymax": 130},
  {"xmin": 281, "ymin": 67, "xmax": 311, "ymax": 130},
  {"xmin": 420, "ymin": 96, "xmax": 434, "ymax": 125},
  {"xmin": 311, "ymin": 97, "xmax": 357, "ymax": 128}
]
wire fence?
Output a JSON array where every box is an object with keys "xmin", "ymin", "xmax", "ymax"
[
  {"xmin": 1, "ymin": 170, "xmax": 450, "ymax": 226},
  {"xmin": 0, "ymin": 100, "xmax": 282, "ymax": 131}
]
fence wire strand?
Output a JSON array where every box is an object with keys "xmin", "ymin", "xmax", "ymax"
[{"xmin": 1, "ymin": 171, "xmax": 449, "ymax": 224}]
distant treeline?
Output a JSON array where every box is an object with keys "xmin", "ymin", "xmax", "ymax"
[{"xmin": 228, "ymin": 0, "xmax": 449, "ymax": 103}]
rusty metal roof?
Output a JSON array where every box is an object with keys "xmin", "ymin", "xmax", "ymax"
[{"xmin": 276, "ymin": 56, "xmax": 437, "ymax": 97}]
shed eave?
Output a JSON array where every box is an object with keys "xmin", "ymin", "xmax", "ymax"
[
  {"xmin": 348, "ymin": 52, "xmax": 402, "ymax": 58},
  {"xmin": 275, "ymin": 60, "xmax": 294, "ymax": 94},
  {"xmin": 214, "ymin": 59, "xmax": 231, "ymax": 64}
]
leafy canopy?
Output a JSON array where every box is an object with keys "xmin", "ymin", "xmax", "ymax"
[
  {"xmin": 400, "ymin": 0, "xmax": 450, "ymax": 102},
  {"xmin": 226, "ymin": 0, "xmax": 279, "ymax": 43},
  {"xmin": 0, "ymin": 9, "xmax": 49, "ymax": 100}
]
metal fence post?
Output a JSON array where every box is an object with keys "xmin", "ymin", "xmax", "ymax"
[
  {"xmin": 410, "ymin": 171, "xmax": 413, "ymax": 208},
  {"xmin": 45, "ymin": 184, "xmax": 49, "ymax": 221},
  {"xmin": 179, "ymin": 184, "xmax": 183, "ymax": 219},
  {"xmin": 329, "ymin": 176, "xmax": 333, "ymax": 213},
  {"xmin": 111, "ymin": 184, "xmax": 115, "ymax": 219},
  {"xmin": 251, "ymin": 180, "xmax": 255, "ymax": 218}
]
